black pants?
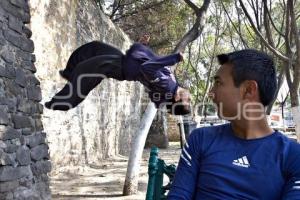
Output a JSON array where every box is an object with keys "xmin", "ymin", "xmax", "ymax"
[{"xmin": 45, "ymin": 41, "xmax": 124, "ymax": 110}]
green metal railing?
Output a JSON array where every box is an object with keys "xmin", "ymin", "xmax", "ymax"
[{"xmin": 146, "ymin": 147, "xmax": 176, "ymax": 200}]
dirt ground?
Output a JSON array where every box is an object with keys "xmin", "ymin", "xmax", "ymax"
[{"xmin": 50, "ymin": 142, "xmax": 182, "ymax": 200}]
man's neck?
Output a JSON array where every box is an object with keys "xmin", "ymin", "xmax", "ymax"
[{"xmin": 230, "ymin": 117, "xmax": 274, "ymax": 140}]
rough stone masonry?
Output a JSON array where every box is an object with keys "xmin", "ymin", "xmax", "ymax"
[
  {"xmin": 0, "ymin": 0, "xmax": 51, "ymax": 199},
  {"xmin": 29, "ymin": 0, "xmax": 145, "ymax": 171},
  {"xmin": 0, "ymin": 0, "xmax": 173, "ymax": 198}
]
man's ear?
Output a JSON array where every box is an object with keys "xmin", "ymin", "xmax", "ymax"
[{"xmin": 242, "ymin": 80, "xmax": 259, "ymax": 100}]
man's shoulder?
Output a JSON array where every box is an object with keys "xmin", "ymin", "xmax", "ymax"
[
  {"xmin": 274, "ymin": 133, "xmax": 300, "ymax": 172},
  {"xmin": 192, "ymin": 123, "xmax": 230, "ymax": 134},
  {"xmin": 286, "ymin": 137, "xmax": 300, "ymax": 155},
  {"xmin": 189, "ymin": 123, "xmax": 230, "ymax": 142},
  {"xmin": 186, "ymin": 123, "xmax": 230, "ymax": 154},
  {"xmin": 273, "ymin": 131, "xmax": 300, "ymax": 152}
]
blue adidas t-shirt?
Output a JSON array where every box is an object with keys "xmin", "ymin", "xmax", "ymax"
[{"xmin": 168, "ymin": 123, "xmax": 300, "ymax": 200}]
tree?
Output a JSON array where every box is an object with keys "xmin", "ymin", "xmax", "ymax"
[
  {"xmin": 237, "ymin": 0, "xmax": 300, "ymax": 141},
  {"xmin": 277, "ymin": 80, "xmax": 289, "ymax": 126},
  {"xmin": 218, "ymin": 0, "xmax": 286, "ymax": 115},
  {"xmin": 122, "ymin": 0, "xmax": 211, "ymax": 195},
  {"xmin": 100, "ymin": 0, "xmax": 189, "ymax": 52},
  {"xmin": 123, "ymin": 103, "xmax": 157, "ymax": 195},
  {"xmin": 175, "ymin": 1, "xmax": 229, "ymax": 117}
]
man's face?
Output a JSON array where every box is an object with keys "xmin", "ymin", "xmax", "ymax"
[{"xmin": 209, "ymin": 64, "xmax": 241, "ymax": 120}]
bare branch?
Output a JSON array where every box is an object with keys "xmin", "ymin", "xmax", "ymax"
[
  {"xmin": 183, "ymin": 0, "xmax": 199, "ymax": 14},
  {"xmin": 283, "ymin": 0, "xmax": 294, "ymax": 88},
  {"xmin": 238, "ymin": 0, "xmax": 289, "ymax": 61},
  {"xmin": 289, "ymin": 0, "xmax": 300, "ymax": 62},
  {"xmin": 263, "ymin": 0, "xmax": 275, "ymax": 47},
  {"xmin": 109, "ymin": 0, "xmax": 122, "ymax": 19},
  {"xmin": 243, "ymin": 19, "xmax": 257, "ymax": 42},
  {"xmin": 221, "ymin": 1, "xmax": 249, "ymax": 48},
  {"xmin": 263, "ymin": 0, "xmax": 285, "ymax": 37},
  {"xmin": 288, "ymin": 0, "xmax": 300, "ymax": 85},
  {"xmin": 173, "ymin": 0, "xmax": 211, "ymax": 53},
  {"xmin": 284, "ymin": 0, "xmax": 292, "ymax": 55},
  {"xmin": 267, "ymin": 66, "xmax": 285, "ymax": 114},
  {"xmin": 248, "ymin": 0, "xmax": 260, "ymax": 28},
  {"xmin": 112, "ymin": 1, "xmax": 166, "ymax": 22},
  {"xmin": 275, "ymin": 2, "xmax": 286, "ymax": 48}
]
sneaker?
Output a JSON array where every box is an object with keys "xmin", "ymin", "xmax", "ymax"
[
  {"xmin": 44, "ymin": 100, "xmax": 72, "ymax": 111},
  {"xmin": 44, "ymin": 101, "xmax": 52, "ymax": 109},
  {"xmin": 59, "ymin": 70, "xmax": 70, "ymax": 80}
]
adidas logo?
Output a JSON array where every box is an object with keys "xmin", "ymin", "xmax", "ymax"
[
  {"xmin": 293, "ymin": 181, "xmax": 300, "ymax": 190},
  {"xmin": 232, "ymin": 156, "xmax": 250, "ymax": 168}
]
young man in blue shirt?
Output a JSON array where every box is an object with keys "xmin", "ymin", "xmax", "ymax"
[
  {"xmin": 45, "ymin": 35, "xmax": 191, "ymax": 115},
  {"xmin": 168, "ymin": 49, "xmax": 300, "ymax": 199}
]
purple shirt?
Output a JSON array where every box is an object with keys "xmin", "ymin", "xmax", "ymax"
[{"xmin": 122, "ymin": 43, "xmax": 181, "ymax": 108}]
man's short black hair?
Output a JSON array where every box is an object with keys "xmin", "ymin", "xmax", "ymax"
[{"xmin": 217, "ymin": 49, "xmax": 277, "ymax": 106}]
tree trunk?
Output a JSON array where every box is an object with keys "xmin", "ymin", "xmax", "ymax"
[
  {"xmin": 146, "ymin": 110, "xmax": 169, "ymax": 148},
  {"xmin": 291, "ymin": 106, "xmax": 300, "ymax": 142},
  {"xmin": 266, "ymin": 67, "xmax": 284, "ymax": 114},
  {"xmin": 173, "ymin": 0, "xmax": 211, "ymax": 54},
  {"xmin": 178, "ymin": 116, "xmax": 186, "ymax": 149},
  {"xmin": 123, "ymin": 102, "xmax": 157, "ymax": 195},
  {"xmin": 290, "ymin": 89, "xmax": 300, "ymax": 142},
  {"xmin": 123, "ymin": 0, "xmax": 212, "ymax": 195}
]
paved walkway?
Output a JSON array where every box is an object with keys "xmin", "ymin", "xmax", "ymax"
[{"xmin": 50, "ymin": 143, "xmax": 181, "ymax": 200}]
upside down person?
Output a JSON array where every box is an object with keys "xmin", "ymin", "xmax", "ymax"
[{"xmin": 45, "ymin": 34, "xmax": 191, "ymax": 115}]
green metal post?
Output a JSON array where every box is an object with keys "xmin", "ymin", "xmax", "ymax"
[
  {"xmin": 146, "ymin": 147, "xmax": 159, "ymax": 200},
  {"xmin": 154, "ymin": 159, "xmax": 165, "ymax": 200}
]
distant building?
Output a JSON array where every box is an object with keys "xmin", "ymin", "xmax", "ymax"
[{"xmin": 268, "ymin": 109, "xmax": 295, "ymax": 132}]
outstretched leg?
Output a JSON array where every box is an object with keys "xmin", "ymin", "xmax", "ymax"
[
  {"xmin": 45, "ymin": 54, "xmax": 123, "ymax": 110},
  {"xmin": 60, "ymin": 41, "xmax": 124, "ymax": 80}
]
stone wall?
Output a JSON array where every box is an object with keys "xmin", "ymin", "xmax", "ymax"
[
  {"xmin": 0, "ymin": 0, "xmax": 51, "ymax": 199},
  {"xmin": 29, "ymin": 0, "xmax": 147, "ymax": 171}
]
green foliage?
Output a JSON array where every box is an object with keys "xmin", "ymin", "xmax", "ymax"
[
  {"xmin": 102, "ymin": 0, "xmax": 191, "ymax": 53},
  {"xmin": 99, "ymin": 0, "xmax": 297, "ymax": 114}
]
